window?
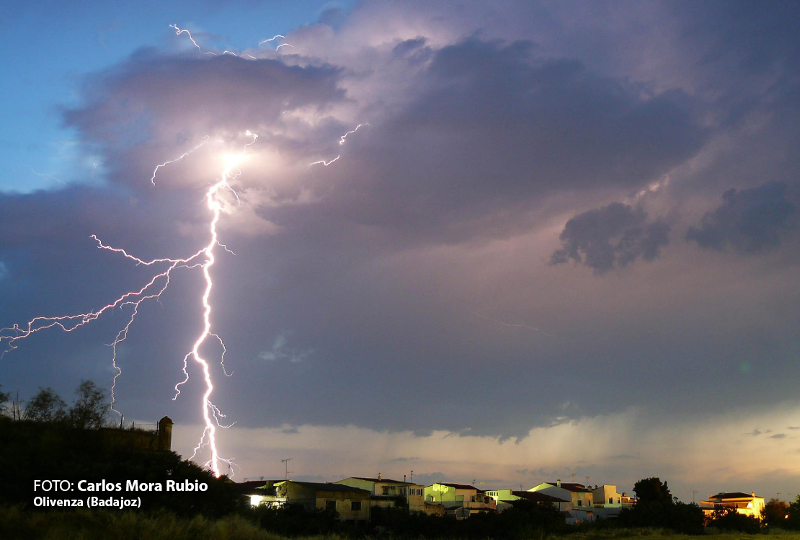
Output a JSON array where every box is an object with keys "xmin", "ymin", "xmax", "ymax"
[
  {"xmin": 351, "ymin": 501, "xmax": 362, "ymax": 511},
  {"xmin": 382, "ymin": 486, "xmax": 389, "ymax": 495},
  {"xmin": 577, "ymin": 499, "xmax": 582, "ymax": 506},
  {"xmin": 609, "ymin": 497, "xmax": 613, "ymax": 504},
  {"xmin": 326, "ymin": 500, "xmax": 336, "ymax": 511}
]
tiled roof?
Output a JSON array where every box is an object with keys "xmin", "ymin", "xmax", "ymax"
[
  {"xmin": 511, "ymin": 491, "xmax": 570, "ymax": 503},
  {"xmin": 545, "ymin": 482, "xmax": 591, "ymax": 493},
  {"xmin": 711, "ymin": 492, "xmax": 757, "ymax": 500},
  {"xmin": 288, "ymin": 481, "xmax": 370, "ymax": 493},
  {"xmin": 344, "ymin": 476, "xmax": 413, "ymax": 485},
  {"xmin": 437, "ymin": 482, "xmax": 480, "ymax": 491}
]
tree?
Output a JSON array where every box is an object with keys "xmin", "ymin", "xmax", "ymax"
[
  {"xmin": 762, "ymin": 497, "xmax": 788, "ymax": 527},
  {"xmin": 633, "ymin": 477, "xmax": 673, "ymax": 505},
  {"xmin": 23, "ymin": 387, "xmax": 67, "ymax": 422},
  {"xmin": 707, "ymin": 507, "xmax": 761, "ymax": 533},
  {"xmin": 785, "ymin": 494, "xmax": 800, "ymax": 530},
  {"xmin": 69, "ymin": 380, "xmax": 108, "ymax": 429},
  {"xmin": 0, "ymin": 385, "xmax": 9, "ymax": 417}
]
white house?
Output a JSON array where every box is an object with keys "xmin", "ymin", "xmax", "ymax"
[
  {"xmin": 529, "ymin": 481, "xmax": 595, "ymax": 524},
  {"xmin": 699, "ymin": 492, "xmax": 765, "ymax": 520},
  {"xmin": 336, "ymin": 475, "xmax": 425, "ymax": 512}
]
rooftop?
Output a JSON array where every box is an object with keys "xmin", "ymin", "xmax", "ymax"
[
  {"xmin": 709, "ymin": 492, "xmax": 759, "ymax": 500},
  {"xmin": 544, "ymin": 482, "xmax": 592, "ymax": 493},
  {"xmin": 285, "ymin": 481, "xmax": 371, "ymax": 493},
  {"xmin": 343, "ymin": 476, "xmax": 414, "ymax": 485},
  {"xmin": 436, "ymin": 482, "xmax": 482, "ymax": 492},
  {"xmin": 511, "ymin": 491, "xmax": 570, "ymax": 503}
]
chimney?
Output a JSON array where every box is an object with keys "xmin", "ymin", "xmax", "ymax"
[
  {"xmin": 378, "ymin": 472, "xmax": 382, "ymax": 480},
  {"xmin": 557, "ymin": 479, "xmax": 561, "ymax": 487},
  {"xmin": 751, "ymin": 492, "xmax": 755, "ymax": 498}
]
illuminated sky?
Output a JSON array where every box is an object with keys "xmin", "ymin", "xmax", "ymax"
[{"xmin": 2, "ymin": 0, "xmax": 799, "ymax": 502}]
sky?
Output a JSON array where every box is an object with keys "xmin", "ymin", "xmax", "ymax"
[{"xmin": 1, "ymin": 0, "xmax": 799, "ymax": 504}]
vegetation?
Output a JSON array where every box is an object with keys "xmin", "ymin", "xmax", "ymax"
[
  {"xmin": 0, "ymin": 506, "xmax": 285, "ymax": 540},
  {"xmin": 6, "ymin": 504, "xmax": 800, "ymax": 540},
  {"xmin": 0, "ymin": 380, "xmax": 238, "ymax": 517}
]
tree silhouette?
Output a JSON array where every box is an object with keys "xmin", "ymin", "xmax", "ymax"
[
  {"xmin": 23, "ymin": 387, "xmax": 67, "ymax": 422},
  {"xmin": 69, "ymin": 380, "xmax": 108, "ymax": 429},
  {"xmin": 633, "ymin": 477, "xmax": 673, "ymax": 505}
]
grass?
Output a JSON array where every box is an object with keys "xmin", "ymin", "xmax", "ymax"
[
  {"xmin": 5, "ymin": 506, "xmax": 800, "ymax": 540},
  {"xmin": 0, "ymin": 506, "xmax": 291, "ymax": 540}
]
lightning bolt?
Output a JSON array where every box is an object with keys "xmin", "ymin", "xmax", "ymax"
[
  {"xmin": 169, "ymin": 24, "xmax": 213, "ymax": 55},
  {"xmin": 259, "ymin": 35, "xmax": 285, "ymax": 45},
  {"xmin": 172, "ymin": 25, "xmax": 293, "ymax": 61},
  {"xmin": 170, "ymin": 24, "xmax": 240, "ymax": 58},
  {"xmin": 151, "ymin": 136, "xmax": 209, "ymax": 185},
  {"xmin": 309, "ymin": 156, "xmax": 340, "ymax": 167},
  {"xmin": 0, "ymin": 132, "xmax": 258, "ymax": 478},
  {"xmin": 310, "ymin": 123, "xmax": 370, "ymax": 167},
  {"xmin": 472, "ymin": 311, "xmax": 553, "ymax": 337},
  {"xmin": 339, "ymin": 123, "xmax": 369, "ymax": 145}
]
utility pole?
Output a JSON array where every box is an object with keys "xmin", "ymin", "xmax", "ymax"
[
  {"xmin": 692, "ymin": 490, "xmax": 698, "ymax": 503},
  {"xmin": 281, "ymin": 458, "xmax": 293, "ymax": 480}
]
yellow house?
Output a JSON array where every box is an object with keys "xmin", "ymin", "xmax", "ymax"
[{"xmin": 700, "ymin": 492, "xmax": 765, "ymax": 519}]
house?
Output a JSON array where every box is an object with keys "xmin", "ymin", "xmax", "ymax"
[
  {"xmin": 699, "ymin": 492, "xmax": 765, "ymax": 520},
  {"xmin": 591, "ymin": 485, "xmax": 625, "ymax": 518},
  {"xmin": 244, "ymin": 480, "xmax": 371, "ymax": 523},
  {"xmin": 238, "ymin": 480, "xmax": 287, "ymax": 509},
  {"xmin": 485, "ymin": 489, "xmax": 570, "ymax": 513},
  {"xmin": 424, "ymin": 482, "xmax": 497, "ymax": 518},
  {"xmin": 336, "ymin": 475, "xmax": 425, "ymax": 512},
  {"xmin": 529, "ymin": 481, "xmax": 595, "ymax": 524}
]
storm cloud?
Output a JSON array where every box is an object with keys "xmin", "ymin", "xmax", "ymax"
[
  {"xmin": 551, "ymin": 203, "xmax": 670, "ymax": 274},
  {"xmin": 686, "ymin": 182, "xmax": 796, "ymax": 253}
]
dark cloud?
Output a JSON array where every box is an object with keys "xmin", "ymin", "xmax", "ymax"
[
  {"xmin": 686, "ymin": 182, "xmax": 796, "ymax": 253},
  {"xmin": 770, "ymin": 433, "xmax": 787, "ymax": 439},
  {"xmin": 319, "ymin": 37, "xmax": 706, "ymax": 246},
  {"xmin": 551, "ymin": 203, "xmax": 670, "ymax": 274}
]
